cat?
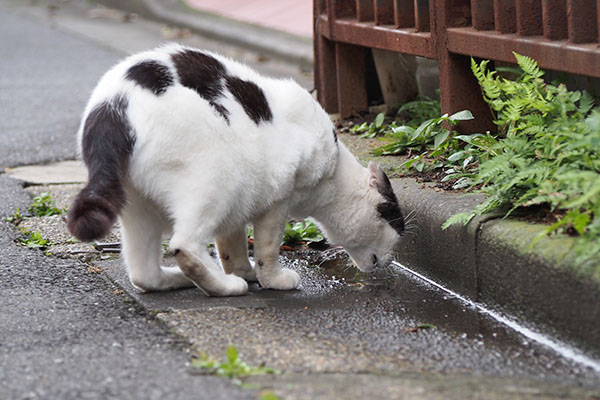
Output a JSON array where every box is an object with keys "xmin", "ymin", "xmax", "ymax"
[{"xmin": 67, "ymin": 43, "xmax": 405, "ymax": 297}]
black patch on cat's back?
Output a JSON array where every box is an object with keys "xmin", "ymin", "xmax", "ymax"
[
  {"xmin": 208, "ymin": 102, "xmax": 228, "ymax": 123},
  {"xmin": 126, "ymin": 60, "xmax": 174, "ymax": 95},
  {"xmin": 226, "ymin": 76, "xmax": 273, "ymax": 125},
  {"xmin": 332, "ymin": 128, "xmax": 338, "ymax": 144},
  {"xmin": 171, "ymin": 50, "xmax": 231, "ymax": 121},
  {"xmin": 171, "ymin": 50, "xmax": 226, "ymax": 102},
  {"xmin": 376, "ymin": 172, "xmax": 405, "ymax": 235}
]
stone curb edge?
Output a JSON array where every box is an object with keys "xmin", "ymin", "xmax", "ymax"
[{"xmin": 391, "ymin": 178, "xmax": 600, "ymax": 359}]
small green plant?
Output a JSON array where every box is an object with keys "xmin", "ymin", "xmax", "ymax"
[
  {"xmin": 350, "ymin": 96, "xmax": 474, "ymax": 174},
  {"xmin": 6, "ymin": 208, "xmax": 23, "ymax": 225},
  {"xmin": 396, "ymin": 93, "xmax": 443, "ymax": 127},
  {"xmin": 192, "ymin": 345, "xmax": 277, "ymax": 385},
  {"xmin": 373, "ymin": 110, "xmax": 474, "ymax": 173},
  {"xmin": 246, "ymin": 219, "xmax": 324, "ymax": 246},
  {"xmin": 257, "ymin": 391, "xmax": 283, "ymax": 400},
  {"xmin": 350, "ymin": 112, "xmax": 387, "ymax": 138},
  {"xmin": 282, "ymin": 220, "xmax": 324, "ymax": 245},
  {"xmin": 28, "ymin": 192, "xmax": 65, "ymax": 217},
  {"xmin": 350, "ymin": 95, "xmax": 443, "ymax": 140},
  {"xmin": 18, "ymin": 229, "xmax": 49, "ymax": 249}
]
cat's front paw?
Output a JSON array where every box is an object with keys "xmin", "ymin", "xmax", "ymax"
[
  {"xmin": 259, "ymin": 268, "xmax": 300, "ymax": 290},
  {"xmin": 233, "ymin": 264, "xmax": 258, "ymax": 282},
  {"xmin": 210, "ymin": 274, "xmax": 248, "ymax": 297}
]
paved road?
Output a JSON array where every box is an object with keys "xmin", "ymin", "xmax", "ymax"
[{"xmin": 0, "ymin": 4, "xmax": 117, "ymax": 167}]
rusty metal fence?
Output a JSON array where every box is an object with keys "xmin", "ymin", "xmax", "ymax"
[{"xmin": 314, "ymin": 0, "xmax": 600, "ymax": 131}]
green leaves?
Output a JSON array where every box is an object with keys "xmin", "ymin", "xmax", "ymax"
[
  {"xmin": 350, "ymin": 112, "xmax": 387, "ymax": 138},
  {"xmin": 374, "ymin": 112, "xmax": 385, "ymax": 128},
  {"xmin": 247, "ymin": 219, "xmax": 325, "ymax": 247},
  {"xmin": 441, "ymin": 212, "xmax": 474, "ymax": 230},
  {"xmin": 349, "ymin": 95, "xmax": 475, "ymax": 173},
  {"xmin": 449, "ymin": 110, "xmax": 475, "ymax": 121},
  {"xmin": 513, "ymin": 52, "xmax": 544, "ymax": 80},
  {"xmin": 6, "ymin": 208, "xmax": 23, "ymax": 225},
  {"xmin": 282, "ymin": 219, "xmax": 324, "ymax": 245},
  {"xmin": 18, "ymin": 229, "xmax": 49, "ymax": 249},
  {"xmin": 28, "ymin": 192, "xmax": 65, "ymax": 217},
  {"xmin": 369, "ymin": 109, "xmax": 473, "ymax": 174},
  {"xmin": 192, "ymin": 345, "xmax": 277, "ymax": 385}
]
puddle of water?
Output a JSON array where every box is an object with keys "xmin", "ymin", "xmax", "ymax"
[{"xmin": 279, "ymin": 250, "xmax": 600, "ymax": 381}]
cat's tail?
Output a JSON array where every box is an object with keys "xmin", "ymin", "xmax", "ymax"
[{"xmin": 67, "ymin": 97, "xmax": 135, "ymax": 242}]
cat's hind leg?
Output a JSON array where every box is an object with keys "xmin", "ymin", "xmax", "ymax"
[
  {"xmin": 120, "ymin": 192, "xmax": 193, "ymax": 292},
  {"xmin": 253, "ymin": 203, "xmax": 300, "ymax": 290},
  {"xmin": 216, "ymin": 227, "xmax": 257, "ymax": 282},
  {"xmin": 171, "ymin": 247, "xmax": 248, "ymax": 296},
  {"xmin": 169, "ymin": 224, "xmax": 248, "ymax": 297}
]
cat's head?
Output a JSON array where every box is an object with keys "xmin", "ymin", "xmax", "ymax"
[{"xmin": 323, "ymin": 162, "xmax": 405, "ymax": 272}]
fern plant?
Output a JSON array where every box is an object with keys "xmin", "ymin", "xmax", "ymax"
[{"xmin": 445, "ymin": 53, "xmax": 600, "ymax": 265}]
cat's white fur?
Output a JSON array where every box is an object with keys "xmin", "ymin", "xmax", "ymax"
[{"xmin": 72, "ymin": 43, "xmax": 402, "ymax": 296}]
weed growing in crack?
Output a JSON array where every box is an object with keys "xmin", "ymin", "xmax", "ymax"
[
  {"xmin": 18, "ymin": 229, "xmax": 50, "ymax": 249},
  {"xmin": 28, "ymin": 192, "xmax": 66, "ymax": 217},
  {"xmin": 192, "ymin": 345, "xmax": 277, "ymax": 386}
]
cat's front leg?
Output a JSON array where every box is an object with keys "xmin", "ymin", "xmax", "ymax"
[
  {"xmin": 216, "ymin": 227, "xmax": 257, "ymax": 282},
  {"xmin": 253, "ymin": 204, "xmax": 300, "ymax": 290}
]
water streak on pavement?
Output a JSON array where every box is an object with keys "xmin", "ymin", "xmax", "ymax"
[{"xmin": 391, "ymin": 261, "xmax": 600, "ymax": 373}]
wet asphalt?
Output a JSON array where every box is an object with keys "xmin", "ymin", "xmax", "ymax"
[{"xmin": 1, "ymin": 1, "xmax": 600, "ymax": 399}]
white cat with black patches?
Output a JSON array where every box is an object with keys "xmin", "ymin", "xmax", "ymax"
[{"xmin": 68, "ymin": 43, "xmax": 404, "ymax": 296}]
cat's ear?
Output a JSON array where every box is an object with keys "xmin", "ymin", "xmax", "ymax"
[{"xmin": 367, "ymin": 162, "xmax": 381, "ymax": 188}]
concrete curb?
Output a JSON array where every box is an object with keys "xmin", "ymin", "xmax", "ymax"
[
  {"xmin": 96, "ymin": 0, "xmax": 314, "ymax": 67},
  {"xmin": 391, "ymin": 178, "xmax": 600, "ymax": 359}
]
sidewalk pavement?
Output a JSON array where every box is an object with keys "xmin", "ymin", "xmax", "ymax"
[
  {"xmin": 97, "ymin": 0, "xmax": 313, "ymax": 66},
  {"xmin": 184, "ymin": 0, "xmax": 313, "ymax": 38},
  {"xmin": 95, "ymin": 0, "xmax": 600, "ymax": 361}
]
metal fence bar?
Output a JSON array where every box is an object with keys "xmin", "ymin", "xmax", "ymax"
[
  {"xmin": 414, "ymin": 0, "xmax": 431, "ymax": 32},
  {"xmin": 567, "ymin": 0, "xmax": 598, "ymax": 43},
  {"xmin": 334, "ymin": 0, "xmax": 357, "ymax": 18},
  {"xmin": 335, "ymin": 43, "xmax": 369, "ymax": 116},
  {"xmin": 375, "ymin": 0, "xmax": 395, "ymax": 25},
  {"xmin": 356, "ymin": 0, "xmax": 374, "ymax": 21},
  {"xmin": 394, "ymin": 0, "xmax": 415, "ymax": 28},
  {"xmin": 315, "ymin": 35, "xmax": 339, "ymax": 113},
  {"xmin": 494, "ymin": 0, "xmax": 517, "ymax": 33},
  {"xmin": 471, "ymin": 0, "xmax": 495, "ymax": 30},
  {"xmin": 314, "ymin": 0, "xmax": 600, "ymax": 127},
  {"xmin": 516, "ymin": 0, "xmax": 542, "ymax": 35},
  {"xmin": 541, "ymin": 0, "xmax": 567, "ymax": 40},
  {"xmin": 434, "ymin": 0, "xmax": 492, "ymax": 133}
]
